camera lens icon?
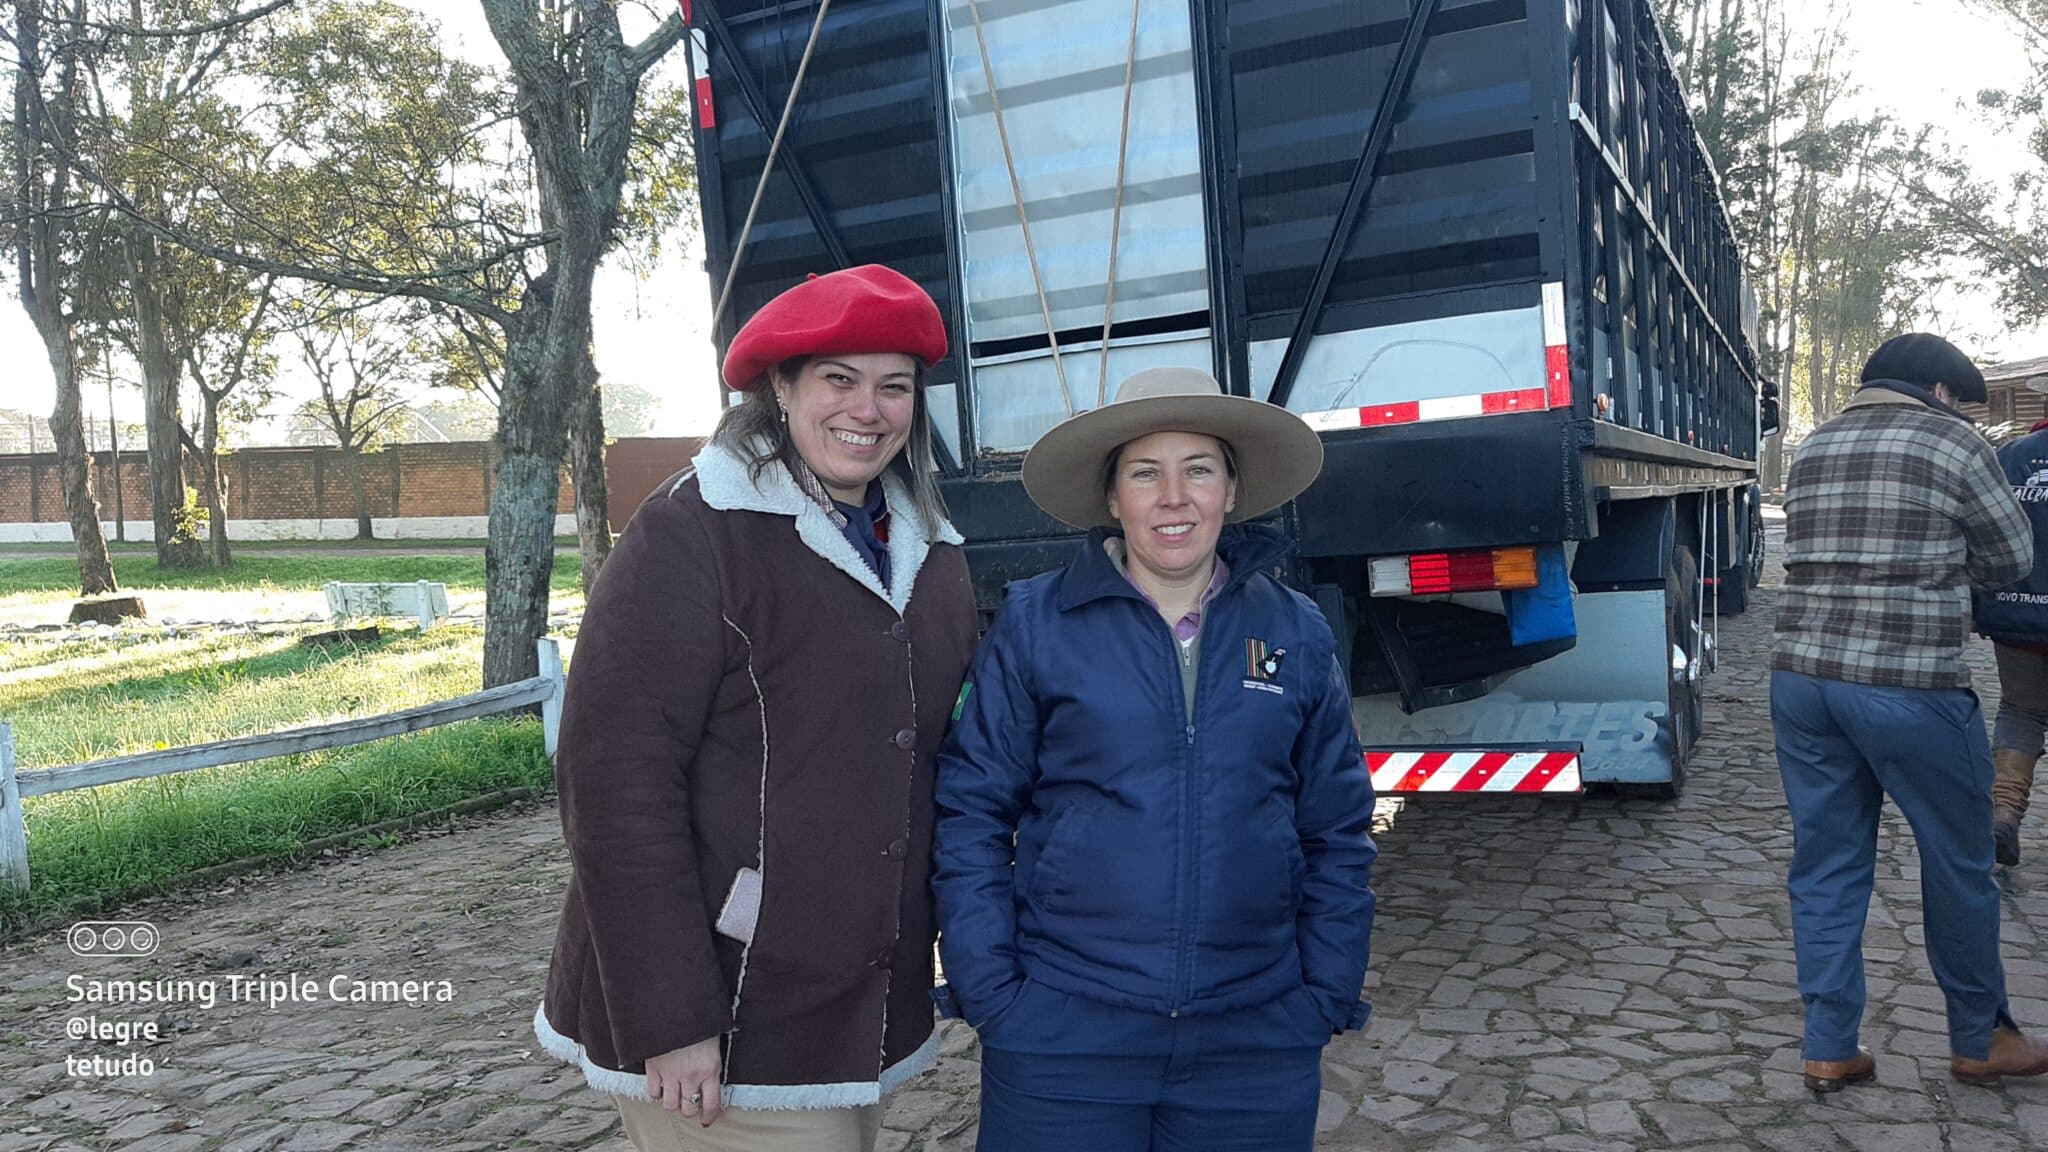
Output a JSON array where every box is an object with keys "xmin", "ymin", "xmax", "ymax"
[{"xmin": 68, "ymin": 921, "xmax": 160, "ymax": 958}]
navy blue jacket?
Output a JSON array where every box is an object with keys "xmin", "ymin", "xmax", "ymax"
[
  {"xmin": 1976, "ymin": 424, "xmax": 2048, "ymax": 645},
  {"xmin": 931, "ymin": 525, "xmax": 1377, "ymax": 1037}
]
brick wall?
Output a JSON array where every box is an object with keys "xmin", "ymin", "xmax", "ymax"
[
  {"xmin": 605, "ymin": 436, "xmax": 706, "ymax": 518},
  {"xmin": 0, "ymin": 438, "xmax": 704, "ymax": 534},
  {"xmin": 0, "ymin": 454, "xmax": 150, "ymax": 525}
]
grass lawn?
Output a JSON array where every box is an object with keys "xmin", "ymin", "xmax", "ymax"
[
  {"xmin": 0, "ymin": 553, "xmax": 585, "ymax": 627},
  {"xmin": 0, "ymin": 622, "xmax": 562, "ymax": 936}
]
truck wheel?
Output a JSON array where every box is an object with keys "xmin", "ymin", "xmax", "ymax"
[
  {"xmin": 1631, "ymin": 542, "xmax": 1702, "ymax": 801},
  {"xmin": 1745, "ymin": 504, "xmax": 1766, "ymax": 589},
  {"xmin": 1717, "ymin": 495, "xmax": 1766, "ymax": 614}
]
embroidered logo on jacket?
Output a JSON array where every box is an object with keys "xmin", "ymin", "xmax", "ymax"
[{"xmin": 1243, "ymin": 639, "xmax": 1287, "ymax": 695}]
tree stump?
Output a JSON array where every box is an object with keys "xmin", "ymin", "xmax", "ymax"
[{"xmin": 68, "ymin": 596, "xmax": 148, "ymax": 625}]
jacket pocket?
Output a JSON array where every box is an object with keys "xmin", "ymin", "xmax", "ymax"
[
  {"xmin": 974, "ymin": 977, "xmax": 1033, "ymax": 1038},
  {"xmin": 1282, "ymin": 985, "xmax": 1338, "ymax": 1043},
  {"xmin": 1280, "ymin": 808, "xmax": 1307, "ymax": 906},
  {"xmin": 1203, "ymin": 805, "xmax": 1304, "ymax": 935},
  {"xmin": 1023, "ymin": 806, "xmax": 1092, "ymax": 910}
]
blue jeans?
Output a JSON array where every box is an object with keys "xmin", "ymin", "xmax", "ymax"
[
  {"xmin": 1770, "ymin": 670, "xmax": 2012, "ymax": 1061},
  {"xmin": 973, "ymin": 980, "xmax": 1326, "ymax": 1152}
]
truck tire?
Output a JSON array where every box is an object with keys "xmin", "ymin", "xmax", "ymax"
[
  {"xmin": 1716, "ymin": 492, "xmax": 1766, "ymax": 614},
  {"xmin": 1629, "ymin": 542, "xmax": 1703, "ymax": 801},
  {"xmin": 1745, "ymin": 504, "xmax": 1766, "ymax": 589}
]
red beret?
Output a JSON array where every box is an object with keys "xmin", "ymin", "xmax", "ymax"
[{"xmin": 721, "ymin": 264, "xmax": 948, "ymax": 390}]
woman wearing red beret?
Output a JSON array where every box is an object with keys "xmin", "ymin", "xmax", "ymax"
[{"xmin": 534, "ymin": 265, "xmax": 980, "ymax": 1152}]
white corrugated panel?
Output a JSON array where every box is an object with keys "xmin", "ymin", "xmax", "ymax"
[{"xmin": 943, "ymin": 0, "xmax": 1212, "ymax": 451}]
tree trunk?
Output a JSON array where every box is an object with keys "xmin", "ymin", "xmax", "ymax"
[
  {"xmin": 11, "ymin": 0, "xmax": 115, "ymax": 596},
  {"xmin": 475, "ymin": 0, "xmax": 684, "ymax": 688},
  {"xmin": 1678, "ymin": 0, "xmax": 1706, "ymax": 87},
  {"xmin": 1818, "ymin": 251, "xmax": 1835, "ymax": 426},
  {"xmin": 568, "ymin": 356, "xmax": 613, "ymax": 597},
  {"xmin": 126, "ymin": 229, "xmax": 202, "ymax": 568},
  {"xmin": 43, "ymin": 327, "xmax": 119, "ymax": 596},
  {"xmin": 342, "ymin": 445, "xmax": 374, "ymax": 540},
  {"xmin": 483, "ymin": 446, "xmax": 561, "ymax": 687},
  {"xmin": 201, "ymin": 392, "xmax": 231, "ymax": 567}
]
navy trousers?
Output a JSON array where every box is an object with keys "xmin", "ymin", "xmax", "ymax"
[
  {"xmin": 972, "ymin": 979, "xmax": 1326, "ymax": 1152},
  {"xmin": 1770, "ymin": 670, "xmax": 2013, "ymax": 1062}
]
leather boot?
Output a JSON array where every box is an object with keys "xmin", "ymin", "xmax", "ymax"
[
  {"xmin": 1953, "ymin": 1026, "xmax": 2048, "ymax": 1085},
  {"xmin": 1803, "ymin": 1047, "xmax": 1876, "ymax": 1093},
  {"xmin": 1993, "ymin": 747, "xmax": 2037, "ymax": 867}
]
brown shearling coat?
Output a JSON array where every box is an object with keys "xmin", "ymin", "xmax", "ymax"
[{"xmin": 534, "ymin": 439, "xmax": 978, "ymax": 1108}]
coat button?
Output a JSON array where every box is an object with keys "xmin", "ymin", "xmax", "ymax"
[
  {"xmin": 886, "ymin": 838, "xmax": 908, "ymax": 860},
  {"xmin": 893, "ymin": 728, "xmax": 915, "ymax": 749},
  {"xmin": 871, "ymin": 948, "xmax": 893, "ymax": 969},
  {"xmin": 889, "ymin": 620, "xmax": 910, "ymax": 642}
]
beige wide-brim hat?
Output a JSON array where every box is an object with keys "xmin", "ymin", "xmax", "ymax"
[{"xmin": 1021, "ymin": 366, "xmax": 1326, "ymax": 530}]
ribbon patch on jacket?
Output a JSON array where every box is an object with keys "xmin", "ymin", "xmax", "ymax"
[{"xmin": 1243, "ymin": 639, "xmax": 1287, "ymax": 695}]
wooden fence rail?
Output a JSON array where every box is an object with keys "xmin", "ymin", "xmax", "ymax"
[{"xmin": 0, "ymin": 638, "xmax": 566, "ymax": 891}]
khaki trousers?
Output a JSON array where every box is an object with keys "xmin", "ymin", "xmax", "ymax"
[
  {"xmin": 1992, "ymin": 642, "xmax": 2048, "ymax": 819},
  {"xmin": 615, "ymin": 1094, "xmax": 882, "ymax": 1152}
]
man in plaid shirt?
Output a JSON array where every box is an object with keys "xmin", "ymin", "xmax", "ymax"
[{"xmin": 1774, "ymin": 333, "xmax": 2048, "ymax": 1092}]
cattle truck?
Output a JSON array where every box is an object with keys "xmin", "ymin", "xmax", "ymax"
[{"xmin": 681, "ymin": 0, "xmax": 1779, "ymax": 797}]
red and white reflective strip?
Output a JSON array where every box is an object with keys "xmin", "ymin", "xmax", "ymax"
[
  {"xmin": 1303, "ymin": 388, "xmax": 1549, "ymax": 430},
  {"xmin": 1366, "ymin": 749, "xmax": 1583, "ymax": 795},
  {"xmin": 1303, "ymin": 282, "xmax": 1572, "ymax": 431},
  {"xmin": 688, "ymin": 27, "xmax": 717, "ymax": 128},
  {"xmin": 1542, "ymin": 280, "xmax": 1570, "ymax": 410}
]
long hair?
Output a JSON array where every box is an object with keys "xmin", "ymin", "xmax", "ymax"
[{"xmin": 710, "ymin": 356, "xmax": 952, "ymax": 532}]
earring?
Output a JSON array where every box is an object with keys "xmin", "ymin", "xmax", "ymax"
[{"xmin": 779, "ymin": 407, "xmax": 788, "ymax": 425}]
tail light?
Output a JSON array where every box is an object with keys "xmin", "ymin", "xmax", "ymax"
[{"xmin": 1369, "ymin": 547, "xmax": 1542, "ymax": 597}]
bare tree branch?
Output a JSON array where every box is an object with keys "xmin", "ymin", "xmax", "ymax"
[
  {"xmin": 626, "ymin": 12, "xmax": 686, "ymax": 81},
  {"xmin": 60, "ymin": 0, "xmax": 295, "ymax": 41}
]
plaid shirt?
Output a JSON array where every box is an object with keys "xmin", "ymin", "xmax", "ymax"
[{"xmin": 1774, "ymin": 388, "xmax": 2033, "ymax": 689}]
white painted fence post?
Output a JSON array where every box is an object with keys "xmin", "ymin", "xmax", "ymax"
[
  {"xmin": 0, "ymin": 722, "xmax": 29, "ymax": 891},
  {"xmin": 537, "ymin": 638, "xmax": 565, "ymax": 762}
]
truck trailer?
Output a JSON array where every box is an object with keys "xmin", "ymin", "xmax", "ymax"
[{"xmin": 681, "ymin": 0, "xmax": 1779, "ymax": 797}]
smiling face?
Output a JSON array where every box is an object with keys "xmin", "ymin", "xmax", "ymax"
[
  {"xmin": 772, "ymin": 353, "xmax": 919, "ymax": 503},
  {"xmin": 1106, "ymin": 430, "xmax": 1238, "ymax": 588}
]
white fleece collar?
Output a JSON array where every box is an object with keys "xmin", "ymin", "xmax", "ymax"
[{"xmin": 690, "ymin": 439, "xmax": 964, "ymax": 615}]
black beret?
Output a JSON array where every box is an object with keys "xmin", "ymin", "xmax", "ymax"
[{"xmin": 1860, "ymin": 333, "xmax": 1986, "ymax": 404}]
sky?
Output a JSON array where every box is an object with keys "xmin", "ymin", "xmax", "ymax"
[{"xmin": 0, "ymin": 0, "xmax": 2040, "ymax": 441}]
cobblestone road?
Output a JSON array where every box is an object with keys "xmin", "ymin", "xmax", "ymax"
[{"xmin": 6, "ymin": 528, "xmax": 2048, "ymax": 1151}]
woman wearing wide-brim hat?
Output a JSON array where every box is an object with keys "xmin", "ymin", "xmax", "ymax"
[
  {"xmin": 932, "ymin": 367, "xmax": 1378, "ymax": 1151},
  {"xmin": 534, "ymin": 264, "xmax": 980, "ymax": 1152}
]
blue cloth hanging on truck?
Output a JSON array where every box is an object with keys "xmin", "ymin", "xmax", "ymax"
[{"xmin": 1503, "ymin": 543, "xmax": 1575, "ymax": 646}]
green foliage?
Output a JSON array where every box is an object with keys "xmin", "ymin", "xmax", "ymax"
[
  {"xmin": 1650, "ymin": 2, "xmax": 1973, "ymax": 438},
  {"xmin": 0, "ymin": 628, "xmax": 481, "ymax": 768},
  {"xmin": 0, "ymin": 604, "xmax": 560, "ymax": 936},
  {"xmin": 617, "ymin": 81, "xmax": 702, "ymax": 269},
  {"xmin": 0, "ymin": 718, "xmax": 550, "ymax": 937},
  {"xmin": 243, "ymin": 1, "xmax": 511, "ymax": 288},
  {"xmin": 168, "ymin": 487, "xmax": 207, "ymax": 547},
  {"xmin": 0, "ymin": 553, "xmax": 584, "ymax": 599},
  {"xmin": 601, "ymin": 379, "xmax": 662, "ymax": 438}
]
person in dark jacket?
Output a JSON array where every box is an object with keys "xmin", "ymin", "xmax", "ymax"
[
  {"xmin": 1774, "ymin": 333, "xmax": 2048, "ymax": 1093},
  {"xmin": 1974, "ymin": 377, "xmax": 2048, "ymax": 866},
  {"xmin": 534, "ymin": 265, "xmax": 979, "ymax": 1152},
  {"xmin": 932, "ymin": 367, "xmax": 1376, "ymax": 1152}
]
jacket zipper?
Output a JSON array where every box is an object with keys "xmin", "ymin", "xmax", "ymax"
[{"xmin": 1162, "ymin": 606, "xmax": 1204, "ymax": 1018}]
